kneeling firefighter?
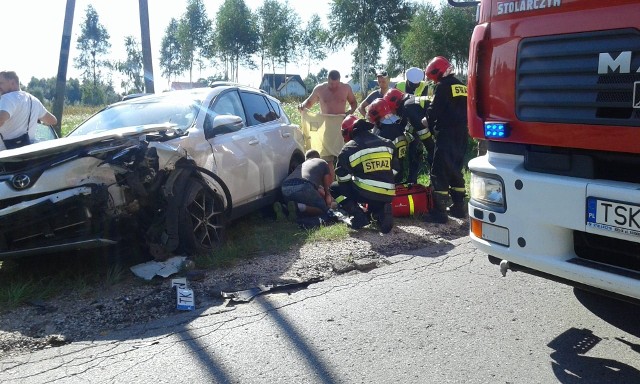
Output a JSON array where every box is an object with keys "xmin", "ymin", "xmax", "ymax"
[{"xmin": 332, "ymin": 115, "xmax": 397, "ymax": 234}]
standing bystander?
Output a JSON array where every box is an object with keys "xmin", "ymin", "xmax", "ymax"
[
  {"xmin": 298, "ymin": 70, "xmax": 358, "ymax": 174},
  {"xmin": 0, "ymin": 71, "xmax": 57, "ymax": 150},
  {"xmin": 358, "ymin": 70, "xmax": 391, "ymax": 118}
]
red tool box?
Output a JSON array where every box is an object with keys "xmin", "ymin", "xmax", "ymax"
[{"xmin": 391, "ymin": 184, "xmax": 432, "ymax": 217}]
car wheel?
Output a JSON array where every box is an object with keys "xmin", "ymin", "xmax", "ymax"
[
  {"xmin": 288, "ymin": 153, "xmax": 304, "ymax": 174},
  {"xmin": 179, "ymin": 178, "xmax": 226, "ymax": 254}
]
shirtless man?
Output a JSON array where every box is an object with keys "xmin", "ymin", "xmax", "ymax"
[
  {"xmin": 298, "ymin": 69, "xmax": 357, "ymax": 115},
  {"xmin": 298, "ymin": 70, "xmax": 357, "ymax": 173}
]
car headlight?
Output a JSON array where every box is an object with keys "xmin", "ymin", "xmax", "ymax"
[{"xmin": 470, "ymin": 173, "xmax": 505, "ymax": 210}]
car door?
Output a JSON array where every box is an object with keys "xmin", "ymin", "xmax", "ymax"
[
  {"xmin": 207, "ymin": 89, "xmax": 264, "ymax": 207},
  {"xmin": 238, "ymin": 91, "xmax": 292, "ymax": 195}
]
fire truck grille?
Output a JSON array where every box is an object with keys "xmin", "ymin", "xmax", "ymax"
[
  {"xmin": 574, "ymin": 231, "xmax": 640, "ymax": 274},
  {"xmin": 516, "ymin": 28, "xmax": 640, "ymax": 127}
]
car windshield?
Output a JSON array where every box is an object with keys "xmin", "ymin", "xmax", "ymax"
[{"xmin": 68, "ymin": 97, "xmax": 200, "ymax": 136}]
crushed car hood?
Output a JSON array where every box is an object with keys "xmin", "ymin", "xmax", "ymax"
[{"xmin": 0, "ymin": 124, "xmax": 176, "ymax": 163}]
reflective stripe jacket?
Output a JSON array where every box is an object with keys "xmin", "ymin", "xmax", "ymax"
[
  {"xmin": 336, "ymin": 131, "xmax": 397, "ymax": 203},
  {"xmin": 427, "ymin": 75, "xmax": 468, "ymax": 134},
  {"xmin": 396, "ymin": 81, "xmax": 429, "ymax": 108},
  {"xmin": 377, "ymin": 118, "xmax": 408, "ymax": 163}
]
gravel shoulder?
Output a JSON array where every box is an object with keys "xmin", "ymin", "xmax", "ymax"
[{"xmin": 0, "ymin": 217, "xmax": 468, "ymax": 358}]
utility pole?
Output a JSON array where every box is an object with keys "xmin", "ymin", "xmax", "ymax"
[
  {"xmin": 139, "ymin": 0, "xmax": 155, "ymax": 93},
  {"xmin": 53, "ymin": 0, "xmax": 75, "ymax": 136}
]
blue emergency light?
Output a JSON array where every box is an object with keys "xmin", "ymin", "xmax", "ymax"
[{"xmin": 484, "ymin": 122, "xmax": 510, "ymax": 139}]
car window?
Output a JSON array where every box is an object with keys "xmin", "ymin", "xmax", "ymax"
[
  {"xmin": 212, "ymin": 90, "xmax": 247, "ymax": 126},
  {"xmin": 240, "ymin": 91, "xmax": 278, "ymax": 126},
  {"xmin": 33, "ymin": 123, "xmax": 58, "ymax": 142},
  {"xmin": 266, "ymin": 97, "xmax": 288, "ymax": 123}
]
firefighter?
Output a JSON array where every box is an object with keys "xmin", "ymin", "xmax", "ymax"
[
  {"xmin": 395, "ymin": 67, "xmax": 429, "ymax": 98},
  {"xmin": 366, "ymin": 98, "xmax": 406, "ymax": 184},
  {"xmin": 423, "ymin": 56, "xmax": 468, "ymax": 224},
  {"xmin": 332, "ymin": 115, "xmax": 397, "ymax": 234},
  {"xmin": 384, "ymin": 88, "xmax": 435, "ymax": 182}
]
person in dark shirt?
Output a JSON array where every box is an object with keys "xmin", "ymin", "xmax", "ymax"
[
  {"xmin": 358, "ymin": 70, "xmax": 391, "ymax": 118},
  {"xmin": 278, "ymin": 149, "xmax": 334, "ymax": 221}
]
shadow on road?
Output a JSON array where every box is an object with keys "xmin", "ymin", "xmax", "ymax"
[
  {"xmin": 548, "ymin": 327, "xmax": 640, "ymax": 383},
  {"xmin": 573, "ymin": 288, "xmax": 640, "ymax": 338}
]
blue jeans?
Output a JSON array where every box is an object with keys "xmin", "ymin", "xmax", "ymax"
[{"xmin": 281, "ymin": 179, "xmax": 327, "ymax": 211}]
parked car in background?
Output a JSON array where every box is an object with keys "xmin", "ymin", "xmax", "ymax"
[{"xmin": 0, "ymin": 83, "xmax": 305, "ymax": 260}]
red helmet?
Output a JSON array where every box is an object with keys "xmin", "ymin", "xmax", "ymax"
[
  {"xmin": 383, "ymin": 88, "xmax": 404, "ymax": 113},
  {"xmin": 341, "ymin": 115, "xmax": 359, "ymax": 142},
  {"xmin": 366, "ymin": 98, "xmax": 392, "ymax": 124},
  {"xmin": 425, "ymin": 56, "xmax": 452, "ymax": 82}
]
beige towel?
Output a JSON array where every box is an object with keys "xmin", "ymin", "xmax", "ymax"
[{"xmin": 300, "ymin": 110, "xmax": 345, "ymax": 158}]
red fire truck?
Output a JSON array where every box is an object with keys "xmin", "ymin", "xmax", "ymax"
[{"xmin": 450, "ymin": 0, "xmax": 640, "ymax": 302}]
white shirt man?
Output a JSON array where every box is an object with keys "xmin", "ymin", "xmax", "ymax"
[{"xmin": 0, "ymin": 70, "xmax": 57, "ymax": 149}]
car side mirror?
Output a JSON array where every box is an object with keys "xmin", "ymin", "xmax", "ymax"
[{"xmin": 204, "ymin": 114, "xmax": 244, "ymax": 139}]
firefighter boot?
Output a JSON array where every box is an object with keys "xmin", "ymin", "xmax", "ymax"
[
  {"xmin": 342, "ymin": 200, "xmax": 370, "ymax": 229},
  {"xmin": 448, "ymin": 188, "xmax": 467, "ymax": 219},
  {"xmin": 423, "ymin": 191, "xmax": 449, "ymax": 224},
  {"xmin": 374, "ymin": 202, "xmax": 394, "ymax": 234}
]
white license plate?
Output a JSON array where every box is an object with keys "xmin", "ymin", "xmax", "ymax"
[
  {"xmin": 480, "ymin": 222, "xmax": 509, "ymax": 246},
  {"xmin": 586, "ymin": 197, "xmax": 640, "ymax": 237}
]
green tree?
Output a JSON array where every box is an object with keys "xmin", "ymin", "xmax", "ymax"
[
  {"xmin": 214, "ymin": 0, "xmax": 258, "ymax": 82},
  {"xmin": 271, "ymin": 2, "xmax": 301, "ymax": 77},
  {"xmin": 256, "ymin": 0, "xmax": 301, "ymax": 90},
  {"xmin": 303, "ymin": 68, "xmax": 329, "ymax": 96},
  {"xmin": 256, "ymin": 0, "xmax": 284, "ymax": 81},
  {"xmin": 177, "ymin": 0, "xmax": 212, "ymax": 83},
  {"xmin": 299, "ymin": 14, "xmax": 327, "ymax": 76},
  {"xmin": 26, "ymin": 77, "xmax": 56, "ymax": 103},
  {"xmin": 159, "ymin": 18, "xmax": 187, "ymax": 87},
  {"xmin": 116, "ymin": 36, "xmax": 145, "ymax": 94},
  {"xmin": 329, "ymin": 0, "xmax": 414, "ymax": 95},
  {"xmin": 81, "ymin": 80, "xmax": 106, "ymax": 106},
  {"xmin": 66, "ymin": 78, "xmax": 82, "ymax": 104},
  {"xmin": 401, "ymin": 3, "xmax": 474, "ymax": 74},
  {"xmin": 75, "ymin": 4, "xmax": 111, "ymax": 86},
  {"xmin": 439, "ymin": 5, "xmax": 475, "ymax": 73}
]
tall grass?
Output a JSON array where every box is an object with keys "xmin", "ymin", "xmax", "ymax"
[{"xmin": 60, "ymin": 105, "xmax": 102, "ymax": 135}]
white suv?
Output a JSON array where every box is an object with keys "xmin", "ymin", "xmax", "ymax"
[{"xmin": 0, "ymin": 83, "xmax": 305, "ymax": 259}]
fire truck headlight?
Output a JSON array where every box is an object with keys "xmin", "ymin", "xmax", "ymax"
[{"xmin": 470, "ymin": 173, "xmax": 505, "ymax": 210}]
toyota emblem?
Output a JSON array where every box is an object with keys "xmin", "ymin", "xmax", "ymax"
[{"xmin": 12, "ymin": 174, "xmax": 31, "ymax": 189}]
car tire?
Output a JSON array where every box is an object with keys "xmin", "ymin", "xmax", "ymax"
[
  {"xmin": 179, "ymin": 177, "xmax": 226, "ymax": 255},
  {"xmin": 288, "ymin": 153, "xmax": 304, "ymax": 174}
]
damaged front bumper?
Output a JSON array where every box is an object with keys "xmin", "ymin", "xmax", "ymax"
[{"xmin": 0, "ymin": 185, "xmax": 120, "ymax": 259}]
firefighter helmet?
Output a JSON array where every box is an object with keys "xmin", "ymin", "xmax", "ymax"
[
  {"xmin": 405, "ymin": 67, "xmax": 424, "ymax": 84},
  {"xmin": 341, "ymin": 115, "xmax": 359, "ymax": 142},
  {"xmin": 383, "ymin": 88, "xmax": 405, "ymax": 113},
  {"xmin": 425, "ymin": 56, "xmax": 452, "ymax": 82},
  {"xmin": 367, "ymin": 98, "xmax": 392, "ymax": 124}
]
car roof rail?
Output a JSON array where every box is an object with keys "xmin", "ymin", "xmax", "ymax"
[
  {"xmin": 210, "ymin": 81, "xmax": 238, "ymax": 88},
  {"xmin": 122, "ymin": 92, "xmax": 152, "ymax": 101}
]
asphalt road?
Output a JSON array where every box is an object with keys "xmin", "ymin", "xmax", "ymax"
[{"xmin": 2, "ymin": 237, "xmax": 640, "ymax": 384}]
